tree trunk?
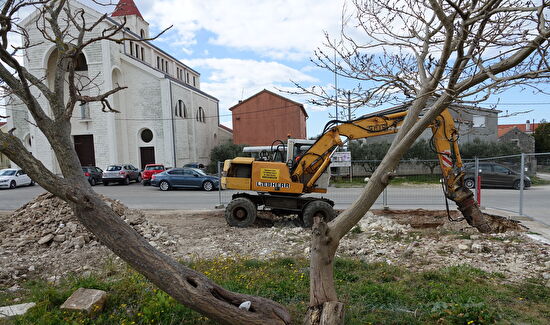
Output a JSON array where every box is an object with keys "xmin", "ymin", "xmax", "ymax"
[
  {"xmin": 304, "ymin": 218, "xmax": 343, "ymax": 325},
  {"xmin": 70, "ymin": 188, "xmax": 291, "ymax": 325}
]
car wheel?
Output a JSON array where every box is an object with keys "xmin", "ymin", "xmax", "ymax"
[
  {"xmin": 9, "ymin": 180, "xmax": 16, "ymax": 189},
  {"xmin": 142, "ymin": 180, "xmax": 149, "ymax": 186},
  {"xmin": 464, "ymin": 178, "xmax": 475, "ymax": 189},
  {"xmin": 159, "ymin": 181, "xmax": 170, "ymax": 191},
  {"xmin": 202, "ymin": 180, "xmax": 214, "ymax": 191},
  {"xmin": 225, "ymin": 198, "xmax": 257, "ymax": 227},
  {"xmin": 29, "ymin": 181, "xmax": 35, "ymax": 186},
  {"xmin": 302, "ymin": 201, "xmax": 335, "ymax": 228},
  {"xmin": 513, "ymin": 180, "xmax": 521, "ymax": 190},
  {"xmin": 103, "ymin": 181, "xmax": 109, "ymax": 186},
  {"xmin": 137, "ymin": 175, "xmax": 142, "ymax": 183},
  {"xmin": 90, "ymin": 178, "xmax": 96, "ymax": 186},
  {"xmin": 124, "ymin": 177, "xmax": 130, "ymax": 185}
]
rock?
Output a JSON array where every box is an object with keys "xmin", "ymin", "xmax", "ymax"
[
  {"xmin": 542, "ymin": 273, "xmax": 550, "ymax": 280},
  {"xmin": 0, "ymin": 302, "xmax": 36, "ymax": 318},
  {"xmin": 37, "ymin": 234, "xmax": 54, "ymax": 245},
  {"xmin": 544, "ymin": 261, "xmax": 550, "ymax": 269},
  {"xmin": 457, "ymin": 244, "xmax": 470, "ymax": 251},
  {"xmin": 7, "ymin": 285, "xmax": 20, "ymax": 292},
  {"xmin": 60, "ymin": 288, "xmax": 107, "ymax": 315},
  {"xmin": 471, "ymin": 243, "xmax": 483, "ymax": 253},
  {"xmin": 53, "ymin": 235, "xmax": 65, "ymax": 242}
]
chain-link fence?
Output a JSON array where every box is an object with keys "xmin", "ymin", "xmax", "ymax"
[{"xmin": 216, "ymin": 153, "xmax": 550, "ymax": 225}]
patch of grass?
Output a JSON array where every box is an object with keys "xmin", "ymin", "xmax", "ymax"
[
  {"xmin": 2, "ymin": 258, "xmax": 549, "ymax": 324},
  {"xmin": 530, "ymin": 176, "xmax": 550, "ymax": 186}
]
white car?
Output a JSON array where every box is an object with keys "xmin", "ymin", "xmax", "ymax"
[{"xmin": 0, "ymin": 169, "xmax": 34, "ymax": 189}]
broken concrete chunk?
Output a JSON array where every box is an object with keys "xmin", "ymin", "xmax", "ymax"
[
  {"xmin": 0, "ymin": 302, "xmax": 36, "ymax": 318},
  {"xmin": 60, "ymin": 288, "xmax": 107, "ymax": 314},
  {"xmin": 37, "ymin": 234, "xmax": 54, "ymax": 245}
]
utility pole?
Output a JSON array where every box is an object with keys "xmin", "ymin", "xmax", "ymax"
[
  {"xmin": 347, "ymin": 90, "xmax": 351, "ymax": 121},
  {"xmin": 334, "ymin": 44, "xmax": 338, "ymax": 121}
]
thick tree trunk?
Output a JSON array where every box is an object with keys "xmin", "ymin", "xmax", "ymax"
[
  {"xmin": 69, "ymin": 188, "xmax": 291, "ymax": 325},
  {"xmin": 304, "ymin": 219, "xmax": 343, "ymax": 325}
]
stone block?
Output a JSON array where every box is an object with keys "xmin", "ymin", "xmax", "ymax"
[
  {"xmin": 0, "ymin": 302, "xmax": 36, "ymax": 318},
  {"xmin": 60, "ymin": 288, "xmax": 107, "ymax": 314}
]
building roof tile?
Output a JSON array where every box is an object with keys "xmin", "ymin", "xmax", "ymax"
[{"xmin": 111, "ymin": 0, "xmax": 143, "ymax": 19}]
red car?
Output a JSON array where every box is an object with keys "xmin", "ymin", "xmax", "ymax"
[{"xmin": 141, "ymin": 164, "xmax": 165, "ymax": 185}]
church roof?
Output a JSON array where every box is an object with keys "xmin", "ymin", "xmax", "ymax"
[{"xmin": 111, "ymin": 0, "xmax": 143, "ymax": 19}]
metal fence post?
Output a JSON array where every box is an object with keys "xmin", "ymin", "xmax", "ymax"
[
  {"xmin": 218, "ymin": 161, "xmax": 223, "ymax": 207},
  {"xmin": 519, "ymin": 153, "xmax": 525, "ymax": 216},
  {"xmin": 474, "ymin": 157, "xmax": 479, "ymax": 202},
  {"xmin": 383, "ymin": 187, "xmax": 388, "ymax": 209}
]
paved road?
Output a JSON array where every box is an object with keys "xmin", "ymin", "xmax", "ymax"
[{"xmin": 1, "ymin": 182, "xmax": 548, "ymax": 225}]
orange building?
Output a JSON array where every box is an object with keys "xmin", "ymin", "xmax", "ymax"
[{"xmin": 229, "ymin": 90, "xmax": 308, "ymax": 146}]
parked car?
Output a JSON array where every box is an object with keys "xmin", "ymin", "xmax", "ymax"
[
  {"xmin": 82, "ymin": 166, "xmax": 103, "ymax": 186},
  {"xmin": 0, "ymin": 168, "xmax": 34, "ymax": 189},
  {"xmin": 183, "ymin": 162, "xmax": 205, "ymax": 169},
  {"xmin": 102, "ymin": 164, "xmax": 141, "ymax": 185},
  {"xmin": 151, "ymin": 167, "xmax": 219, "ymax": 191},
  {"xmin": 141, "ymin": 164, "xmax": 165, "ymax": 186},
  {"xmin": 464, "ymin": 162, "xmax": 531, "ymax": 190}
]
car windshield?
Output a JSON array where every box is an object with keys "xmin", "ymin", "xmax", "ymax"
[
  {"xmin": 106, "ymin": 165, "xmax": 122, "ymax": 171},
  {"xmin": 146, "ymin": 166, "xmax": 162, "ymax": 170},
  {"xmin": 0, "ymin": 170, "xmax": 16, "ymax": 176},
  {"xmin": 192, "ymin": 168, "xmax": 207, "ymax": 176}
]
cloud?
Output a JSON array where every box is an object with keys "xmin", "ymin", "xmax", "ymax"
[
  {"xmin": 146, "ymin": 0, "xmax": 344, "ymax": 60},
  {"xmin": 186, "ymin": 58, "xmax": 318, "ymax": 123}
]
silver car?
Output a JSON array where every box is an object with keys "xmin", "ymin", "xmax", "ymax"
[{"xmin": 102, "ymin": 164, "xmax": 141, "ymax": 185}]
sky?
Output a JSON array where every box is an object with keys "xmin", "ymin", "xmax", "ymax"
[{"xmin": 3, "ymin": 0, "xmax": 550, "ymax": 136}]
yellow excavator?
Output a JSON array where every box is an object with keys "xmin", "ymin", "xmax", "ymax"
[{"xmin": 221, "ymin": 106, "xmax": 492, "ymax": 233}]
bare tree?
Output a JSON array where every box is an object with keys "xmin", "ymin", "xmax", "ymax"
[
  {"xmin": 289, "ymin": 1, "xmax": 550, "ymax": 324},
  {"xmin": 0, "ymin": 1, "xmax": 290, "ymax": 324}
]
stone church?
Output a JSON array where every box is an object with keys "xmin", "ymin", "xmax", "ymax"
[{"xmin": 7, "ymin": 0, "xmax": 232, "ymax": 172}]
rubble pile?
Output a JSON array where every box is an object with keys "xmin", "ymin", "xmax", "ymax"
[
  {"xmin": 0, "ymin": 195, "xmax": 548, "ymax": 286},
  {"xmin": 0, "ymin": 193, "xmax": 182, "ymax": 285}
]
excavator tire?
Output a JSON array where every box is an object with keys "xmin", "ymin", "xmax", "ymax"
[
  {"xmin": 301, "ymin": 200, "xmax": 336, "ymax": 228},
  {"xmin": 225, "ymin": 198, "xmax": 257, "ymax": 227}
]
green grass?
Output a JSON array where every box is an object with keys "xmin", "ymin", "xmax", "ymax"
[
  {"xmin": 333, "ymin": 175, "xmax": 442, "ymax": 187},
  {"xmin": 530, "ymin": 176, "xmax": 550, "ymax": 186},
  {"xmin": 1, "ymin": 258, "xmax": 549, "ymax": 324}
]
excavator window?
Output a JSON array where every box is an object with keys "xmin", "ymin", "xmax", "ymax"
[{"xmin": 227, "ymin": 164, "xmax": 252, "ymax": 178}]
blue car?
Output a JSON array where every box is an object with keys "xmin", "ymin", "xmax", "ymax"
[{"xmin": 151, "ymin": 167, "xmax": 219, "ymax": 191}]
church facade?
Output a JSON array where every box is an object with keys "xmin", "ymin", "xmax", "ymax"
[{"xmin": 7, "ymin": 0, "xmax": 232, "ymax": 172}]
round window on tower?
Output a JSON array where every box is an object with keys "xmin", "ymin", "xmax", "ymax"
[{"xmin": 141, "ymin": 129, "xmax": 153, "ymax": 143}]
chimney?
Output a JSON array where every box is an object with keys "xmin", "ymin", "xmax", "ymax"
[{"xmin": 526, "ymin": 119, "xmax": 531, "ymax": 132}]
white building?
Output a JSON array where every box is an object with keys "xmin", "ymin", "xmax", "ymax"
[{"xmin": 7, "ymin": 0, "xmax": 232, "ymax": 172}]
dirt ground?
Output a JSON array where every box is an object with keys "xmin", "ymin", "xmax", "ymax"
[{"xmin": 1, "ymin": 195, "xmax": 549, "ymax": 288}]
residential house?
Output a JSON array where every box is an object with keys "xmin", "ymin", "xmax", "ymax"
[{"xmin": 229, "ymin": 89, "xmax": 308, "ymax": 146}]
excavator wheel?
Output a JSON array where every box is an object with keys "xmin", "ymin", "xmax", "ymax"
[
  {"xmin": 301, "ymin": 201, "xmax": 336, "ymax": 228},
  {"xmin": 225, "ymin": 198, "xmax": 257, "ymax": 227}
]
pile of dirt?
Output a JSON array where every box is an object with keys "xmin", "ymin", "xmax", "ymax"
[{"xmin": 0, "ymin": 193, "xmax": 182, "ymax": 286}]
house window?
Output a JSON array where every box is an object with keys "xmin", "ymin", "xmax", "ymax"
[
  {"xmin": 473, "ymin": 115, "xmax": 486, "ymax": 128},
  {"xmin": 140, "ymin": 47, "xmax": 144, "ymax": 60},
  {"xmin": 75, "ymin": 53, "xmax": 88, "ymax": 71},
  {"xmin": 135, "ymin": 44, "xmax": 139, "ymax": 58},
  {"xmin": 140, "ymin": 29, "xmax": 145, "ymax": 38},
  {"xmin": 141, "ymin": 129, "xmax": 153, "ymax": 143},
  {"xmin": 197, "ymin": 107, "xmax": 205, "ymax": 123},
  {"xmin": 129, "ymin": 41, "xmax": 134, "ymax": 56},
  {"xmin": 186, "ymin": 72, "xmax": 189, "ymax": 83},
  {"xmin": 80, "ymin": 103, "xmax": 90, "ymax": 119},
  {"xmin": 157, "ymin": 57, "xmax": 160, "ymax": 69},
  {"xmin": 193, "ymin": 76, "xmax": 196, "ymax": 87},
  {"xmin": 177, "ymin": 100, "xmax": 186, "ymax": 118}
]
